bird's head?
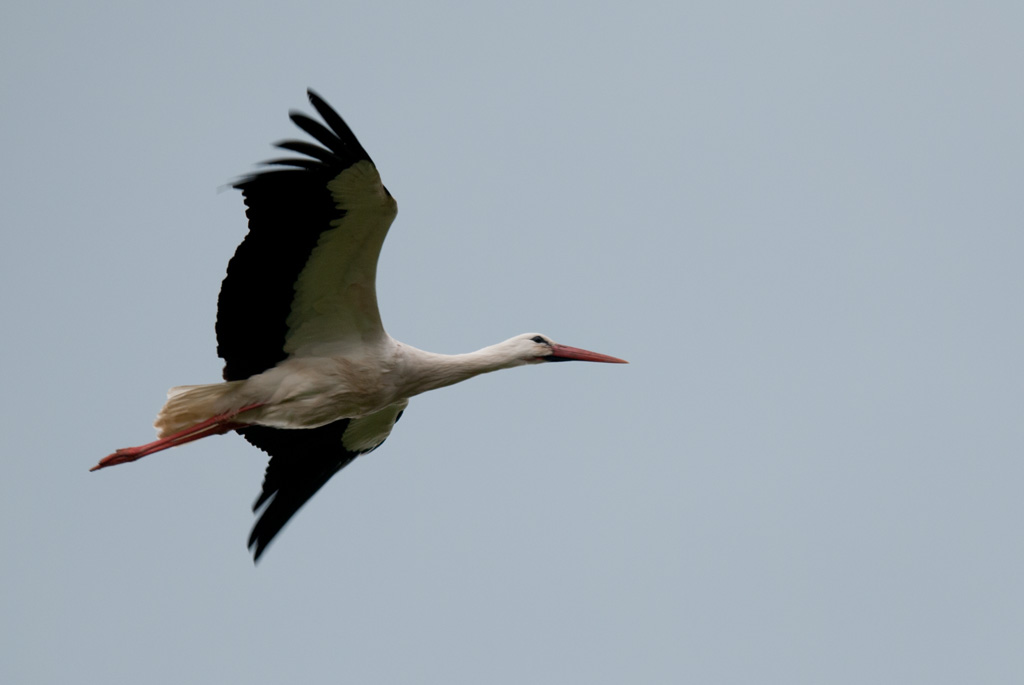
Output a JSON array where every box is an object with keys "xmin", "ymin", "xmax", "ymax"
[{"xmin": 512, "ymin": 333, "xmax": 628, "ymax": 365}]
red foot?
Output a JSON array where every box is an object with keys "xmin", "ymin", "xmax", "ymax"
[{"xmin": 91, "ymin": 402, "xmax": 264, "ymax": 472}]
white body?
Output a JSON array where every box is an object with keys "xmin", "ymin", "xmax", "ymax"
[{"xmin": 155, "ymin": 334, "xmax": 547, "ymax": 437}]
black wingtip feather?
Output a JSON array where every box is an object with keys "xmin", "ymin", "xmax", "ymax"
[
  {"xmin": 274, "ymin": 139, "xmax": 342, "ymax": 165},
  {"xmin": 288, "ymin": 112, "xmax": 350, "ymax": 158},
  {"xmin": 307, "ymin": 90, "xmax": 370, "ymax": 160},
  {"xmin": 262, "ymin": 157, "xmax": 324, "ymax": 170}
]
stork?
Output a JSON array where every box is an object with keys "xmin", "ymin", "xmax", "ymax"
[{"xmin": 91, "ymin": 90, "xmax": 627, "ymax": 561}]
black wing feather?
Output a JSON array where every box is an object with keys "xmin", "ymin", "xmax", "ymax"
[
  {"xmin": 218, "ymin": 90, "xmax": 374, "ymax": 381},
  {"xmin": 308, "ymin": 90, "xmax": 371, "ymax": 160},
  {"xmin": 274, "ymin": 139, "xmax": 342, "ymax": 165},
  {"xmin": 242, "ymin": 417, "xmax": 396, "ymax": 562},
  {"xmin": 288, "ymin": 112, "xmax": 350, "ymax": 158},
  {"xmin": 262, "ymin": 157, "xmax": 324, "ymax": 170}
]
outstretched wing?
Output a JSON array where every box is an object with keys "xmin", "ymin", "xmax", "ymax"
[
  {"xmin": 218, "ymin": 89, "xmax": 398, "ymax": 382},
  {"xmin": 242, "ymin": 401, "xmax": 407, "ymax": 562}
]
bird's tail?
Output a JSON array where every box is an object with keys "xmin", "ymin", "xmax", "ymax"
[{"xmin": 154, "ymin": 382, "xmax": 245, "ymax": 438}]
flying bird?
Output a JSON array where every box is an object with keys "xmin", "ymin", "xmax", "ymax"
[{"xmin": 92, "ymin": 90, "xmax": 627, "ymax": 561}]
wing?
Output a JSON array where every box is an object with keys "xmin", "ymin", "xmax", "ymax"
[
  {"xmin": 243, "ymin": 401, "xmax": 407, "ymax": 562},
  {"xmin": 218, "ymin": 89, "xmax": 399, "ymax": 382}
]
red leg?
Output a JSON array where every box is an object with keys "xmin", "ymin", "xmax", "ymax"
[{"xmin": 90, "ymin": 402, "xmax": 264, "ymax": 472}]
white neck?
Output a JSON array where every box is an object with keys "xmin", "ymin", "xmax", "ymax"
[{"xmin": 396, "ymin": 339, "xmax": 529, "ymax": 399}]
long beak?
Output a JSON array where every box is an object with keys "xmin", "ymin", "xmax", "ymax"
[{"xmin": 547, "ymin": 343, "xmax": 628, "ymax": 364}]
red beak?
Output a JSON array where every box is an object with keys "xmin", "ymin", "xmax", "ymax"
[{"xmin": 547, "ymin": 343, "xmax": 628, "ymax": 364}]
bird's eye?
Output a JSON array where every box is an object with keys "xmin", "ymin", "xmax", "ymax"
[{"xmin": 531, "ymin": 335, "xmax": 548, "ymax": 344}]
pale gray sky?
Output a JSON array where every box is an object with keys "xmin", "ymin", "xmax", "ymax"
[{"xmin": 2, "ymin": 1, "xmax": 1023, "ymax": 683}]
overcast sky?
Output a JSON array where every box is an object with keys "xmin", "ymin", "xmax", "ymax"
[{"xmin": 2, "ymin": 2, "xmax": 1023, "ymax": 683}]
